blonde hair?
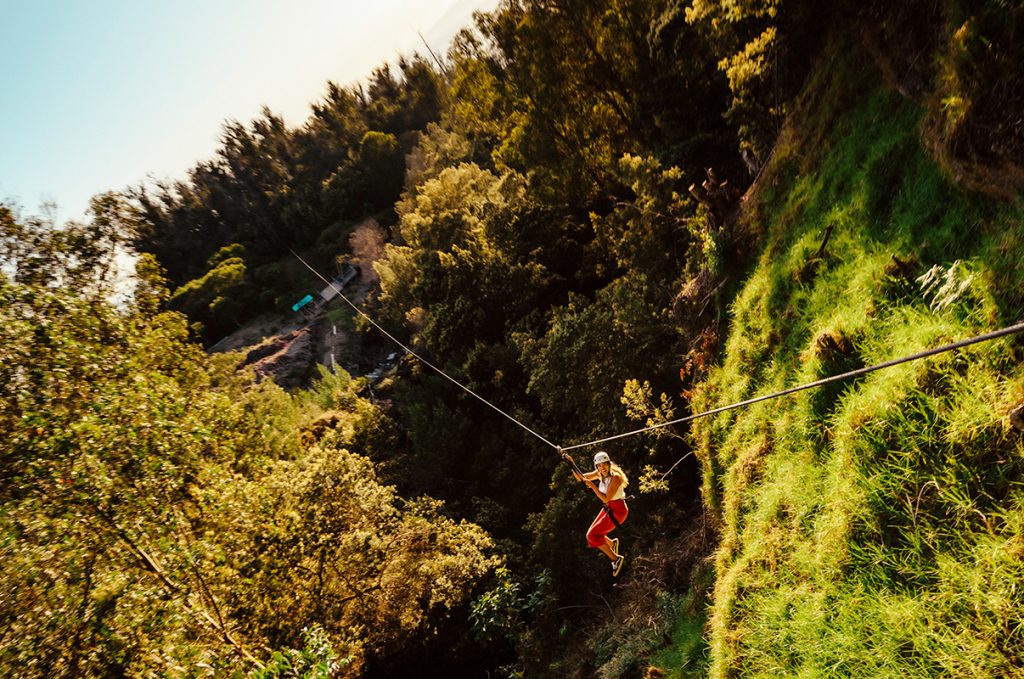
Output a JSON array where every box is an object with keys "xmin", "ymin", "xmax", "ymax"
[{"xmin": 608, "ymin": 462, "xmax": 629, "ymax": 488}]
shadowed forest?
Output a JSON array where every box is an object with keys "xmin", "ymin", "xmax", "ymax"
[{"xmin": 3, "ymin": 0, "xmax": 1024, "ymax": 676}]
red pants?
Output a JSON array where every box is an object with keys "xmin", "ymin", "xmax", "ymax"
[{"xmin": 586, "ymin": 499, "xmax": 628, "ymax": 547}]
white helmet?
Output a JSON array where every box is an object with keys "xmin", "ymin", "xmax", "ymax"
[{"xmin": 593, "ymin": 451, "xmax": 611, "ymax": 466}]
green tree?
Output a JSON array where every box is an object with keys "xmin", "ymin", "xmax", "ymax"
[
  {"xmin": 168, "ymin": 243, "xmax": 255, "ymax": 341},
  {"xmin": 357, "ymin": 130, "xmax": 406, "ymax": 209},
  {"xmin": 0, "ymin": 207, "xmax": 499, "ymax": 677},
  {"xmin": 376, "ymin": 163, "xmax": 555, "ymax": 358},
  {"xmin": 685, "ymin": 0, "xmax": 832, "ymax": 158}
]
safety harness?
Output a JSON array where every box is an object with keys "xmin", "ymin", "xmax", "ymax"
[{"xmin": 560, "ymin": 449, "xmax": 622, "ymax": 528}]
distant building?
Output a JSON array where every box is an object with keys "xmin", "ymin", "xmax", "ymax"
[
  {"xmin": 320, "ymin": 265, "xmax": 357, "ymax": 302},
  {"xmin": 290, "ymin": 265, "xmax": 358, "ymax": 320}
]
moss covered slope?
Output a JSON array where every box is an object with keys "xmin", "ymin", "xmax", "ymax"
[{"xmin": 692, "ymin": 43, "xmax": 1024, "ymax": 678}]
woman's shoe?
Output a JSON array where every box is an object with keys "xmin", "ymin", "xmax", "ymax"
[{"xmin": 612, "ymin": 555, "xmax": 625, "ymax": 577}]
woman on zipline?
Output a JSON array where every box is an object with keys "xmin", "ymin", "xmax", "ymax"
[{"xmin": 569, "ymin": 451, "xmax": 628, "ymax": 577}]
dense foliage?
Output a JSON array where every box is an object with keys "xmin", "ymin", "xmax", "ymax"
[
  {"xmin": 691, "ymin": 44, "xmax": 1024, "ymax": 676},
  {"xmin": 6, "ymin": 0, "xmax": 1024, "ymax": 676},
  {"xmin": 0, "ymin": 207, "xmax": 496, "ymax": 676},
  {"xmin": 129, "ymin": 58, "xmax": 444, "ymax": 343}
]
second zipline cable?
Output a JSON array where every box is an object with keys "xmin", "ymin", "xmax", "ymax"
[
  {"xmin": 292, "ymin": 251, "xmax": 1024, "ymax": 457},
  {"xmin": 560, "ymin": 320, "xmax": 1024, "ymax": 451}
]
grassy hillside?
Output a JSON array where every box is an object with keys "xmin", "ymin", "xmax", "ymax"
[{"xmin": 689, "ymin": 42, "xmax": 1024, "ymax": 678}]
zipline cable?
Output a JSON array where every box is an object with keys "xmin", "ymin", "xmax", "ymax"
[
  {"xmin": 292, "ymin": 249, "xmax": 1024, "ymax": 460},
  {"xmin": 290, "ymin": 250, "xmax": 561, "ymax": 450},
  {"xmin": 560, "ymin": 320, "xmax": 1024, "ymax": 452}
]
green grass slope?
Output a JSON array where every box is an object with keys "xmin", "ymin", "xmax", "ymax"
[{"xmin": 690, "ymin": 44, "xmax": 1024, "ymax": 678}]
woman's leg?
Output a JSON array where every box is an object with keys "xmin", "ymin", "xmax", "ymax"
[
  {"xmin": 603, "ymin": 503, "xmax": 627, "ymax": 560},
  {"xmin": 586, "ymin": 510, "xmax": 618, "ymax": 561}
]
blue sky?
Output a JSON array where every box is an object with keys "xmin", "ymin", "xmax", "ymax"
[{"xmin": 0, "ymin": 0, "xmax": 499, "ymax": 223}]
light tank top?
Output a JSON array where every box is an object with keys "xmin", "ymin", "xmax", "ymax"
[{"xmin": 599, "ymin": 472, "xmax": 626, "ymax": 501}]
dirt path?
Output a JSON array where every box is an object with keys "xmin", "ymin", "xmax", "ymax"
[{"xmin": 208, "ymin": 275, "xmax": 380, "ymax": 389}]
